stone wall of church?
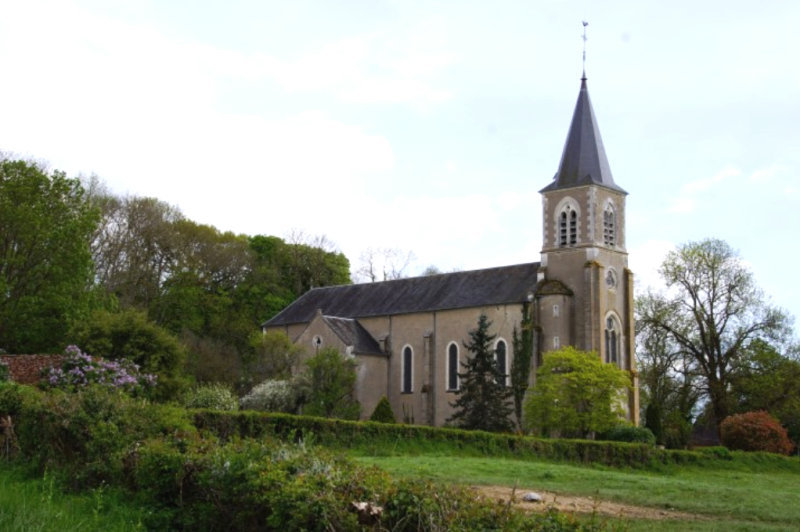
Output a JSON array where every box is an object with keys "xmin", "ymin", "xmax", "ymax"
[{"xmin": 358, "ymin": 304, "xmax": 525, "ymax": 427}]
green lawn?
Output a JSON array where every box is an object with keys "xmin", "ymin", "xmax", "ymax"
[
  {"xmin": 355, "ymin": 454, "xmax": 800, "ymax": 532},
  {"xmin": 0, "ymin": 464, "xmax": 147, "ymax": 532}
]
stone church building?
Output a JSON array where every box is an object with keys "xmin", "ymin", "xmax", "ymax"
[{"xmin": 264, "ymin": 74, "xmax": 640, "ymax": 427}]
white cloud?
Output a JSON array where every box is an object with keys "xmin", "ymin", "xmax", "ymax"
[
  {"xmin": 667, "ymin": 165, "xmax": 740, "ymax": 213},
  {"xmin": 749, "ymin": 165, "xmax": 785, "ymax": 182}
]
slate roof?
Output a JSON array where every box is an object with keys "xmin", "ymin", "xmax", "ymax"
[
  {"xmin": 263, "ymin": 262, "xmax": 541, "ymax": 327},
  {"xmin": 321, "ymin": 316, "xmax": 385, "ymax": 356},
  {"xmin": 541, "ymin": 76, "xmax": 627, "ymax": 194}
]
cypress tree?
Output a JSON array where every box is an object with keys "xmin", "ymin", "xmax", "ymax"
[{"xmin": 447, "ymin": 314, "xmax": 514, "ymax": 432}]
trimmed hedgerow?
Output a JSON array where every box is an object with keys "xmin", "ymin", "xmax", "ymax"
[
  {"xmin": 602, "ymin": 425, "xmax": 657, "ymax": 445},
  {"xmin": 720, "ymin": 411, "xmax": 795, "ymax": 455},
  {"xmin": 192, "ymin": 410, "xmax": 710, "ymax": 469}
]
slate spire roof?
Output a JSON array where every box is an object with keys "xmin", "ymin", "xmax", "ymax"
[{"xmin": 540, "ymin": 75, "xmax": 626, "ymax": 194}]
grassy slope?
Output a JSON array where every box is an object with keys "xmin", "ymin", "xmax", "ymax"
[
  {"xmin": 0, "ymin": 464, "xmax": 147, "ymax": 532},
  {"xmin": 355, "ymin": 454, "xmax": 800, "ymax": 532}
]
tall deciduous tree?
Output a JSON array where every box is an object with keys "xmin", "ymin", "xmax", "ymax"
[
  {"xmin": 637, "ymin": 238, "xmax": 793, "ymax": 435},
  {"xmin": 524, "ymin": 346, "xmax": 631, "ymax": 438},
  {"xmin": 448, "ymin": 314, "xmax": 514, "ymax": 432},
  {"xmin": 0, "ymin": 157, "xmax": 100, "ymax": 352}
]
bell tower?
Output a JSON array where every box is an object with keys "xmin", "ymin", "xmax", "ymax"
[{"xmin": 534, "ymin": 66, "xmax": 639, "ymax": 423}]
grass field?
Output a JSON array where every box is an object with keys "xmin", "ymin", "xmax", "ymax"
[
  {"xmin": 0, "ymin": 464, "xmax": 147, "ymax": 532},
  {"xmin": 355, "ymin": 454, "xmax": 800, "ymax": 532}
]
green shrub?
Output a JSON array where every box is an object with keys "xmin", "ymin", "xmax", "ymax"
[
  {"xmin": 603, "ymin": 425, "xmax": 656, "ymax": 445},
  {"xmin": 720, "ymin": 411, "xmax": 795, "ymax": 455},
  {"xmin": 69, "ymin": 309, "xmax": 188, "ymax": 401},
  {"xmin": 0, "ymin": 360, "xmax": 9, "ymax": 383},
  {"xmin": 184, "ymin": 383, "xmax": 238, "ymax": 411},
  {"xmin": 16, "ymin": 385, "xmax": 196, "ymax": 485},
  {"xmin": 369, "ymin": 396, "xmax": 396, "ymax": 423},
  {"xmin": 239, "ymin": 379, "xmax": 297, "ymax": 413}
]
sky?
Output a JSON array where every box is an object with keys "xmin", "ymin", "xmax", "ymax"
[{"xmin": 1, "ymin": 0, "xmax": 798, "ymax": 325}]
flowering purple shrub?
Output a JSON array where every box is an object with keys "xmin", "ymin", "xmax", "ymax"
[{"xmin": 42, "ymin": 345, "xmax": 157, "ymax": 396}]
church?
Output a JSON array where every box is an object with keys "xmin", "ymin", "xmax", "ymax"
[{"xmin": 263, "ymin": 72, "xmax": 640, "ymax": 427}]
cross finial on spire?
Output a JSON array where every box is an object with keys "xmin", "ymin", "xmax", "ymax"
[{"xmin": 582, "ymin": 21, "xmax": 589, "ymax": 80}]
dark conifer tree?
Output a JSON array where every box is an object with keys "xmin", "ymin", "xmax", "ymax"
[{"xmin": 447, "ymin": 314, "xmax": 514, "ymax": 432}]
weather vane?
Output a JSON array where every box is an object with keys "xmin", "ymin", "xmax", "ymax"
[{"xmin": 582, "ymin": 20, "xmax": 589, "ymax": 79}]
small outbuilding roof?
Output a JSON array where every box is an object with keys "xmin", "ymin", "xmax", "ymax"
[
  {"xmin": 263, "ymin": 262, "xmax": 541, "ymax": 327},
  {"xmin": 321, "ymin": 315, "xmax": 385, "ymax": 356}
]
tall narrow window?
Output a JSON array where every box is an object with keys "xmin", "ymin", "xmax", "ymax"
[
  {"xmin": 447, "ymin": 343, "xmax": 459, "ymax": 391},
  {"xmin": 495, "ymin": 340, "xmax": 508, "ymax": 386},
  {"xmin": 402, "ymin": 346, "xmax": 413, "ymax": 393},
  {"xmin": 559, "ymin": 211, "xmax": 568, "ymax": 246},
  {"xmin": 569, "ymin": 210, "xmax": 577, "ymax": 245},
  {"xmin": 603, "ymin": 207, "xmax": 616, "ymax": 247},
  {"xmin": 559, "ymin": 204, "xmax": 579, "ymax": 247},
  {"xmin": 553, "ymin": 336, "xmax": 560, "ymax": 349},
  {"xmin": 605, "ymin": 317, "xmax": 618, "ymax": 364}
]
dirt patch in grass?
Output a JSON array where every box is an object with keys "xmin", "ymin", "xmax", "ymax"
[{"xmin": 475, "ymin": 485, "xmax": 710, "ymax": 521}]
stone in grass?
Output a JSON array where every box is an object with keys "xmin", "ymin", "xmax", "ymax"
[{"xmin": 523, "ymin": 492, "xmax": 544, "ymax": 503}]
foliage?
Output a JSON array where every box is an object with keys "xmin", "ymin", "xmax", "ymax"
[
  {"xmin": 0, "ymin": 157, "xmax": 100, "ymax": 353},
  {"xmin": 302, "ymin": 347, "xmax": 360, "ymax": 420},
  {"xmin": 720, "ymin": 411, "xmax": 795, "ymax": 455},
  {"xmin": 69, "ymin": 309, "xmax": 187, "ymax": 401},
  {"xmin": 243, "ymin": 330, "xmax": 304, "ymax": 386},
  {"xmin": 511, "ymin": 302, "xmax": 534, "ymax": 429},
  {"xmin": 183, "ymin": 382, "xmax": 238, "ymax": 411},
  {"xmin": 644, "ymin": 403, "xmax": 663, "ymax": 445},
  {"xmin": 13, "ymin": 385, "xmax": 195, "ymax": 486},
  {"xmin": 239, "ymin": 379, "xmax": 298, "ymax": 413},
  {"xmin": 636, "ymin": 238, "xmax": 792, "ymax": 436},
  {"xmin": 192, "ymin": 409, "xmax": 775, "ymax": 471},
  {"xmin": 41, "ymin": 345, "xmax": 156, "ymax": 397},
  {"xmin": 635, "ymin": 291, "xmax": 702, "ymax": 449},
  {"xmin": 448, "ymin": 314, "xmax": 514, "ymax": 432},
  {"xmin": 525, "ymin": 347, "xmax": 631, "ymax": 438},
  {"xmin": 729, "ymin": 339, "xmax": 800, "ymax": 450},
  {"xmin": 602, "ymin": 425, "xmax": 656, "ymax": 445},
  {"xmin": 369, "ymin": 396, "xmax": 396, "ymax": 423},
  {"xmin": 0, "ymin": 360, "xmax": 8, "ymax": 383}
]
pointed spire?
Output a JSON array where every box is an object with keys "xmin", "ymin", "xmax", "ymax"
[{"xmin": 541, "ymin": 75, "xmax": 626, "ymax": 194}]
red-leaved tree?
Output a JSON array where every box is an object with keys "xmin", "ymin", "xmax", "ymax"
[{"xmin": 720, "ymin": 411, "xmax": 794, "ymax": 455}]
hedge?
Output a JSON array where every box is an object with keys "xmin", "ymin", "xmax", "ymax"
[{"xmin": 193, "ymin": 410, "xmax": 706, "ymax": 469}]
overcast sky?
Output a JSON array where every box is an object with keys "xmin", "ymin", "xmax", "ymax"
[{"xmin": 1, "ymin": 0, "xmax": 798, "ymax": 326}]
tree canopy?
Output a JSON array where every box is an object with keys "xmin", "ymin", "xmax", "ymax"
[
  {"xmin": 524, "ymin": 346, "xmax": 631, "ymax": 438},
  {"xmin": 636, "ymin": 238, "xmax": 793, "ymax": 435},
  {"xmin": 0, "ymin": 157, "xmax": 100, "ymax": 353}
]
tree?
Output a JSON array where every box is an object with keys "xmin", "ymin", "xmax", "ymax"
[
  {"xmin": 354, "ymin": 246, "xmax": 416, "ymax": 282},
  {"xmin": 524, "ymin": 346, "xmax": 631, "ymax": 439},
  {"xmin": 243, "ymin": 331, "xmax": 304, "ymax": 386},
  {"xmin": 720, "ymin": 411, "xmax": 794, "ymax": 455},
  {"xmin": 447, "ymin": 314, "xmax": 514, "ymax": 432},
  {"xmin": 729, "ymin": 339, "xmax": 800, "ymax": 451},
  {"xmin": 69, "ymin": 309, "xmax": 188, "ymax": 401},
  {"xmin": 301, "ymin": 347, "xmax": 360, "ymax": 420},
  {"xmin": 635, "ymin": 292, "xmax": 702, "ymax": 448},
  {"xmin": 511, "ymin": 302, "xmax": 534, "ymax": 429},
  {"xmin": 0, "ymin": 157, "xmax": 100, "ymax": 353},
  {"xmin": 637, "ymin": 238, "xmax": 793, "ymax": 436}
]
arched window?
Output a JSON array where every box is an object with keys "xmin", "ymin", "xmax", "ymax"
[
  {"xmin": 402, "ymin": 346, "xmax": 413, "ymax": 393},
  {"xmin": 447, "ymin": 342, "xmax": 459, "ymax": 391},
  {"xmin": 605, "ymin": 317, "xmax": 618, "ymax": 364},
  {"xmin": 559, "ymin": 204, "xmax": 579, "ymax": 247},
  {"xmin": 495, "ymin": 339, "xmax": 508, "ymax": 386},
  {"xmin": 603, "ymin": 206, "xmax": 616, "ymax": 247}
]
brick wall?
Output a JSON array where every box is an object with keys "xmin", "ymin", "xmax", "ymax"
[{"xmin": 0, "ymin": 355, "xmax": 65, "ymax": 385}]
